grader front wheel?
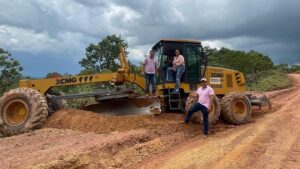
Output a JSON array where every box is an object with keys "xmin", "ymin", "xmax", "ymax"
[
  {"xmin": 185, "ymin": 92, "xmax": 221, "ymax": 124},
  {"xmin": 0, "ymin": 88, "xmax": 48, "ymax": 136}
]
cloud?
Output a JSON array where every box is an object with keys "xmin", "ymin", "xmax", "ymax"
[
  {"xmin": 0, "ymin": 0, "xmax": 299, "ymax": 76},
  {"xmin": 202, "ymin": 40, "xmax": 233, "ymax": 50},
  {"xmin": 0, "ymin": 24, "xmax": 91, "ymax": 57},
  {"xmin": 127, "ymin": 44, "xmax": 152, "ymax": 64},
  {"xmin": 0, "ymin": 25, "xmax": 57, "ymax": 52}
]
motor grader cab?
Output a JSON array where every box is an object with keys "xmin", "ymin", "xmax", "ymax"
[
  {"xmin": 0, "ymin": 39, "xmax": 270, "ymax": 137},
  {"xmin": 153, "ymin": 39, "xmax": 207, "ymax": 84}
]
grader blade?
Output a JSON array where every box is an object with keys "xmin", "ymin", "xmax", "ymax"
[{"xmin": 85, "ymin": 96, "xmax": 161, "ymax": 115}]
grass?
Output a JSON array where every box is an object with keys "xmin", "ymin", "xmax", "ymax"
[{"xmin": 247, "ymin": 70, "xmax": 292, "ymax": 92}]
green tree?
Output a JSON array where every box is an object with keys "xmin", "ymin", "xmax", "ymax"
[
  {"xmin": 46, "ymin": 72, "xmax": 63, "ymax": 78},
  {"xmin": 290, "ymin": 64, "xmax": 300, "ymax": 72},
  {"xmin": 205, "ymin": 47, "xmax": 273, "ymax": 74},
  {"xmin": 0, "ymin": 48, "xmax": 23, "ymax": 95},
  {"xmin": 274, "ymin": 64, "xmax": 289, "ymax": 73},
  {"xmin": 275, "ymin": 64, "xmax": 300, "ymax": 73},
  {"xmin": 204, "ymin": 46, "xmax": 274, "ymax": 83},
  {"xmin": 79, "ymin": 35, "xmax": 128, "ymax": 72}
]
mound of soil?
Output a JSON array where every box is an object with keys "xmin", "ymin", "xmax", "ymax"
[{"xmin": 44, "ymin": 109, "xmax": 184, "ymax": 134}]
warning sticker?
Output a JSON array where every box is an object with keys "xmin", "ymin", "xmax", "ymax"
[{"xmin": 210, "ymin": 77, "xmax": 221, "ymax": 84}]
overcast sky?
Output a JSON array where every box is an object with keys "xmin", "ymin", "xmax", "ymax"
[{"xmin": 0, "ymin": 0, "xmax": 299, "ymax": 76}]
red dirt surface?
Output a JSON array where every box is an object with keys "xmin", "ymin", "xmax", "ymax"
[{"xmin": 0, "ymin": 74, "xmax": 299, "ymax": 169}]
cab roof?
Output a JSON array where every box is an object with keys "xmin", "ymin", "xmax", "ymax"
[{"xmin": 152, "ymin": 39, "xmax": 202, "ymax": 49}]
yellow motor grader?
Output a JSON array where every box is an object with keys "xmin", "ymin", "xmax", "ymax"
[{"xmin": 0, "ymin": 39, "xmax": 270, "ymax": 136}]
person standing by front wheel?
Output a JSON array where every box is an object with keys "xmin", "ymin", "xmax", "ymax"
[
  {"xmin": 144, "ymin": 50, "xmax": 157, "ymax": 96},
  {"xmin": 183, "ymin": 78, "xmax": 214, "ymax": 135},
  {"xmin": 166, "ymin": 49, "xmax": 185, "ymax": 94}
]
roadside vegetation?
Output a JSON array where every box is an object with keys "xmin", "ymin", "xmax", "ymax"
[
  {"xmin": 0, "ymin": 48, "xmax": 23, "ymax": 95},
  {"xmin": 246, "ymin": 70, "xmax": 292, "ymax": 91},
  {"xmin": 205, "ymin": 47, "xmax": 299, "ymax": 91}
]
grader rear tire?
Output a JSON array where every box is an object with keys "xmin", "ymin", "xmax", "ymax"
[
  {"xmin": 0, "ymin": 88, "xmax": 48, "ymax": 136},
  {"xmin": 221, "ymin": 92, "xmax": 252, "ymax": 125},
  {"xmin": 185, "ymin": 92, "xmax": 221, "ymax": 124}
]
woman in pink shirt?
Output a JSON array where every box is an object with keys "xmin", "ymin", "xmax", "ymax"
[{"xmin": 166, "ymin": 49, "xmax": 185, "ymax": 93}]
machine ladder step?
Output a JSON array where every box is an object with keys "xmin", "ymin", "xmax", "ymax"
[{"xmin": 168, "ymin": 89, "xmax": 183, "ymax": 111}]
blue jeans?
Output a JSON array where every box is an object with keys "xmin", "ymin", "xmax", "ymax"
[
  {"xmin": 185, "ymin": 103, "xmax": 209, "ymax": 134},
  {"xmin": 145, "ymin": 73, "xmax": 156, "ymax": 94},
  {"xmin": 166, "ymin": 65, "xmax": 185, "ymax": 91}
]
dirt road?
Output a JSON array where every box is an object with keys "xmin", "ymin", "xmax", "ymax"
[
  {"xmin": 141, "ymin": 74, "xmax": 300, "ymax": 169},
  {"xmin": 0, "ymin": 74, "xmax": 299, "ymax": 169}
]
